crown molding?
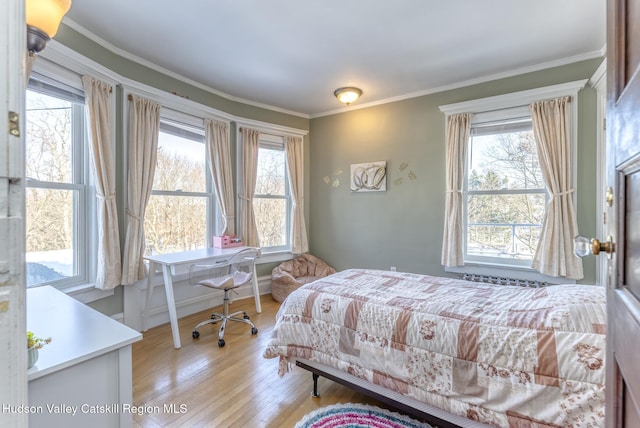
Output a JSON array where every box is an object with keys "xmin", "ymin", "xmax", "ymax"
[
  {"xmin": 311, "ymin": 49, "xmax": 604, "ymax": 118},
  {"xmin": 62, "ymin": 18, "xmax": 310, "ymax": 119},
  {"xmin": 438, "ymin": 79, "xmax": 588, "ymax": 115},
  {"xmin": 63, "ymin": 18, "xmax": 604, "ymax": 120},
  {"xmin": 234, "ymin": 117, "xmax": 309, "ymax": 138}
]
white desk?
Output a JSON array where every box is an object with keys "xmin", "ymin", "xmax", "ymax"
[
  {"xmin": 143, "ymin": 246, "xmax": 262, "ymax": 349},
  {"xmin": 27, "ymin": 286, "xmax": 142, "ymax": 428}
]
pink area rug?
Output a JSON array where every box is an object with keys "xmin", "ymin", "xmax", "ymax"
[{"xmin": 295, "ymin": 403, "xmax": 431, "ymax": 428}]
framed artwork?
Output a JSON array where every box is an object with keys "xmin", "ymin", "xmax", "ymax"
[{"xmin": 350, "ymin": 161, "xmax": 387, "ymax": 192}]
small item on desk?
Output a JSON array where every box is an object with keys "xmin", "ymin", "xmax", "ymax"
[{"xmin": 213, "ymin": 235, "xmax": 243, "ymax": 248}]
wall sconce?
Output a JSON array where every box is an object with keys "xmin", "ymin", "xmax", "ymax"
[
  {"xmin": 26, "ymin": 0, "xmax": 72, "ymax": 54},
  {"xmin": 334, "ymin": 87, "xmax": 362, "ymax": 106}
]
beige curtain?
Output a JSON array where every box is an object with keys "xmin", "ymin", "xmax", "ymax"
[
  {"xmin": 240, "ymin": 127, "xmax": 260, "ymax": 247},
  {"xmin": 285, "ymin": 135, "xmax": 308, "ymax": 254},
  {"xmin": 205, "ymin": 119, "xmax": 235, "ymax": 236},
  {"xmin": 82, "ymin": 76, "xmax": 122, "ymax": 290},
  {"xmin": 530, "ymin": 97, "xmax": 583, "ymax": 279},
  {"xmin": 82, "ymin": 76, "xmax": 121, "ymax": 290},
  {"xmin": 121, "ymin": 95, "xmax": 161, "ymax": 285},
  {"xmin": 441, "ymin": 113, "xmax": 472, "ymax": 267}
]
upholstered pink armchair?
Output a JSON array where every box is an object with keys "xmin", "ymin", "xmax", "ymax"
[{"xmin": 270, "ymin": 254, "xmax": 335, "ymax": 302}]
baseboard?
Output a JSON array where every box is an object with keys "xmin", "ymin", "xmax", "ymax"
[{"xmin": 124, "ymin": 275, "xmax": 272, "ymax": 331}]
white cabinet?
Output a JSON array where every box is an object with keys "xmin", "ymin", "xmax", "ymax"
[{"xmin": 27, "ymin": 286, "xmax": 142, "ymax": 428}]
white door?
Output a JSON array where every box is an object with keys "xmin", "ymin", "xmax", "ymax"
[{"xmin": 0, "ymin": 0, "xmax": 28, "ymax": 427}]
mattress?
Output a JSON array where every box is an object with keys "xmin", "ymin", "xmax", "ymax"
[{"xmin": 263, "ymin": 269, "xmax": 606, "ymax": 427}]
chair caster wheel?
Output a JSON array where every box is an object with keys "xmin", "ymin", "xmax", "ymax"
[
  {"xmin": 192, "ymin": 331, "xmax": 200, "ymax": 339},
  {"xmin": 218, "ymin": 339, "xmax": 225, "ymax": 347},
  {"xmin": 243, "ymin": 314, "xmax": 250, "ymax": 320},
  {"xmin": 251, "ymin": 327, "xmax": 258, "ymax": 335}
]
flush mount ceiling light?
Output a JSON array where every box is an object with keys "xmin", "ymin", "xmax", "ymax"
[
  {"xmin": 26, "ymin": 0, "xmax": 72, "ymax": 53},
  {"xmin": 334, "ymin": 87, "xmax": 362, "ymax": 106}
]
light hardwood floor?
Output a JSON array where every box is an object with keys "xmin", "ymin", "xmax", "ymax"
[{"xmin": 132, "ymin": 294, "xmax": 389, "ymax": 427}]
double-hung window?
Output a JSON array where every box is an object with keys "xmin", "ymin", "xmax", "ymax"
[
  {"xmin": 253, "ymin": 134, "xmax": 291, "ymax": 251},
  {"xmin": 144, "ymin": 118, "xmax": 216, "ymax": 255},
  {"xmin": 440, "ymin": 81, "xmax": 582, "ymax": 279},
  {"xmin": 25, "ymin": 75, "xmax": 95, "ymax": 289},
  {"xmin": 465, "ymin": 113, "xmax": 546, "ymax": 267}
]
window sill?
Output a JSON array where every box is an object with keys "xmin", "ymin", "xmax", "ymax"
[
  {"xmin": 445, "ymin": 263, "xmax": 575, "ymax": 285},
  {"xmin": 37, "ymin": 283, "xmax": 115, "ymax": 304},
  {"xmin": 257, "ymin": 250, "xmax": 294, "ymax": 265}
]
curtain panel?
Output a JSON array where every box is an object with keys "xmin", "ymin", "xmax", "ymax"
[
  {"xmin": 240, "ymin": 127, "xmax": 260, "ymax": 247},
  {"xmin": 205, "ymin": 119, "xmax": 235, "ymax": 236},
  {"xmin": 285, "ymin": 135, "xmax": 308, "ymax": 254},
  {"xmin": 441, "ymin": 113, "xmax": 472, "ymax": 267},
  {"xmin": 530, "ymin": 97, "xmax": 583, "ymax": 279},
  {"xmin": 121, "ymin": 95, "xmax": 161, "ymax": 285},
  {"xmin": 81, "ymin": 75, "xmax": 122, "ymax": 290}
]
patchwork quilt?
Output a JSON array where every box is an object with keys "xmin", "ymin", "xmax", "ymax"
[{"xmin": 263, "ymin": 269, "xmax": 606, "ymax": 427}]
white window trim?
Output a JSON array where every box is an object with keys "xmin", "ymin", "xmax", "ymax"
[
  {"xmin": 236, "ymin": 129, "xmax": 291, "ymax": 254},
  {"xmin": 254, "ymin": 133, "xmax": 291, "ymax": 252},
  {"xmin": 28, "ymin": 56, "xmax": 116, "ymax": 302},
  {"xmin": 234, "ymin": 120, "xmax": 307, "ymax": 257},
  {"xmin": 147, "ymin": 117, "xmax": 217, "ymax": 252},
  {"xmin": 439, "ymin": 80, "xmax": 587, "ymax": 284},
  {"xmin": 38, "ymin": 41, "xmax": 308, "ymax": 284},
  {"xmin": 464, "ymin": 112, "xmax": 544, "ymax": 267}
]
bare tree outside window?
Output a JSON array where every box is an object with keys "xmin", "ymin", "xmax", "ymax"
[
  {"xmin": 254, "ymin": 146, "xmax": 288, "ymax": 248},
  {"xmin": 25, "ymin": 89, "xmax": 83, "ymax": 287},
  {"xmin": 466, "ymin": 129, "xmax": 546, "ymax": 261},
  {"xmin": 144, "ymin": 129, "xmax": 211, "ymax": 255}
]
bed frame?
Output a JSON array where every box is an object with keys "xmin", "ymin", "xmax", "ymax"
[{"xmin": 294, "ymin": 358, "xmax": 492, "ymax": 428}]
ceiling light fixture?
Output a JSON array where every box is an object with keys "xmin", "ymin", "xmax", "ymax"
[
  {"xmin": 334, "ymin": 87, "xmax": 362, "ymax": 106},
  {"xmin": 26, "ymin": 0, "xmax": 72, "ymax": 54}
]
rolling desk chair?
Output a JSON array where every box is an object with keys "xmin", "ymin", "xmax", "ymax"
[{"xmin": 189, "ymin": 247, "xmax": 260, "ymax": 347}]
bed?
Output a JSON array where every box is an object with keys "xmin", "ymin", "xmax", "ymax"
[{"xmin": 263, "ymin": 269, "xmax": 606, "ymax": 427}]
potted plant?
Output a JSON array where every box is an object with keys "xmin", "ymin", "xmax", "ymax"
[{"xmin": 27, "ymin": 331, "xmax": 51, "ymax": 369}]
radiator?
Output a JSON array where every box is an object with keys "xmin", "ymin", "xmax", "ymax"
[{"xmin": 459, "ymin": 273, "xmax": 548, "ymax": 288}]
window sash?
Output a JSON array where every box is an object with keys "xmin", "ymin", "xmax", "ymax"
[
  {"xmin": 470, "ymin": 117, "xmax": 531, "ymax": 136},
  {"xmin": 463, "ymin": 119, "xmax": 545, "ymax": 267},
  {"xmin": 151, "ymin": 189, "xmax": 212, "ymax": 198},
  {"xmin": 25, "ymin": 83, "xmax": 92, "ymax": 290},
  {"xmin": 145, "ymin": 120, "xmax": 217, "ymax": 254},
  {"xmin": 252, "ymin": 141, "xmax": 291, "ymax": 252},
  {"xmin": 466, "ymin": 188, "xmax": 546, "ymax": 196}
]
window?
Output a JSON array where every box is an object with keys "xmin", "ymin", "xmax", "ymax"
[
  {"xmin": 253, "ymin": 134, "xmax": 291, "ymax": 251},
  {"xmin": 465, "ymin": 116, "xmax": 546, "ymax": 267},
  {"xmin": 144, "ymin": 119, "xmax": 216, "ymax": 255},
  {"xmin": 25, "ymin": 77, "xmax": 94, "ymax": 289},
  {"xmin": 440, "ymin": 81, "xmax": 582, "ymax": 280}
]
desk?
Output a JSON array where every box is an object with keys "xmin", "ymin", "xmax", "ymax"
[
  {"xmin": 143, "ymin": 247, "xmax": 261, "ymax": 349},
  {"xmin": 27, "ymin": 286, "xmax": 142, "ymax": 427}
]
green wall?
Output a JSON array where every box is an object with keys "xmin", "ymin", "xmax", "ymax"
[
  {"xmin": 308, "ymin": 58, "xmax": 602, "ymax": 284},
  {"xmin": 54, "ymin": 24, "xmax": 602, "ymax": 317},
  {"xmin": 54, "ymin": 25, "xmax": 310, "ymax": 314},
  {"xmin": 55, "ymin": 26, "xmax": 309, "ymax": 130}
]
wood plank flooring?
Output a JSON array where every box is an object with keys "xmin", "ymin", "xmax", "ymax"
[{"xmin": 132, "ymin": 294, "xmax": 389, "ymax": 427}]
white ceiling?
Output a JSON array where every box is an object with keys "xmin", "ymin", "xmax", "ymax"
[{"xmin": 64, "ymin": 0, "xmax": 606, "ymax": 118}]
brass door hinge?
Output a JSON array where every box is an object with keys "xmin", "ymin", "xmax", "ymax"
[{"xmin": 8, "ymin": 111, "xmax": 19, "ymax": 137}]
